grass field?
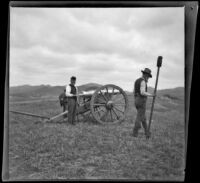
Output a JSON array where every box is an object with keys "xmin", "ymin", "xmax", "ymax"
[{"xmin": 8, "ymin": 94, "xmax": 185, "ymax": 180}]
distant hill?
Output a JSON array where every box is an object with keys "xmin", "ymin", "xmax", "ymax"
[
  {"xmin": 148, "ymin": 87, "xmax": 184, "ymax": 100},
  {"xmin": 9, "ymin": 83, "xmax": 102, "ymax": 101},
  {"xmin": 157, "ymin": 87, "xmax": 184, "ymax": 101},
  {"xmin": 10, "ymin": 85, "xmax": 64, "ymax": 98},
  {"xmin": 9, "ymin": 83, "xmax": 184, "ymax": 102},
  {"xmin": 127, "ymin": 86, "xmax": 184, "ymax": 101},
  {"xmin": 78, "ymin": 83, "xmax": 102, "ymax": 92}
]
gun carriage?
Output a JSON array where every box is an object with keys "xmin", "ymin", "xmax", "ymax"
[
  {"xmin": 10, "ymin": 84, "xmax": 129, "ymax": 125},
  {"xmin": 73, "ymin": 84, "xmax": 128, "ymax": 124}
]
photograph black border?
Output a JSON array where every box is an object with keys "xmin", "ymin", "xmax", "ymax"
[{"xmin": 2, "ymin": 1, "xmax": 198, "ymax": 181}]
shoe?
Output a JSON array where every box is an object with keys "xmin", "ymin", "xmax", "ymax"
[
  {"xmin": 133, "ymin": 134, "xmax": 138, "ymax": 137},
  {"xmin": 132, "ymin": 128, "xmax": 139, "ymax": 137},
  {"xmin": 145, "ymin": 131, "xmax": 151, "ymax": 139},
  {"xmin": 132, "ymin": 131, "xmax": 138, "ymax": 137}
]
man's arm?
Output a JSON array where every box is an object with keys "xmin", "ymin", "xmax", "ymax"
[
  {"xmin": 65, "ymin": 85, "xmax": 73, "ymax": 97},
  {"xmin": 140, "ymin": 80, "xmax": 154, "ymax": 97}
]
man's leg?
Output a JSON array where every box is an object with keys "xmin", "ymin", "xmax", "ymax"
[
  {"xmin": 71, "ymin": 100, "xmax": 77, "ymax": 124},
  {"xmin": 133, "ymin": 107, "xmax": 142, "ymax": 137},
  {"xmin": 133, "ymin": 96, "xmax": 147, "ymax": 137},
  {"xmin": 141, "ymin": 109, "xmax": 148, "ymax": 134},
  {"xmin": 142, "ymin": 118, "xmax": 151, "ymax": 138},
  {"xmin": 68, "ymin": 99, "xmax": 73, "ymax": 124},
  {"xmin": 140, "ymin": 102, "xmax": 151, "ymax": 138}
]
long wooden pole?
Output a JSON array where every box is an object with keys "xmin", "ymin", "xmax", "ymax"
[
  {"xmin": 147, "ymin": 56, "xmax": 163, "ymax": 135},
  {"xmin": 49, "ymin": 110, "xmax": 68, "ymax": 122},
  {"xmin": 10, "ymin": 109, "xmax": 70, "ymax": 123},
  {"xmin": 9, "ymin": 110, "xmax": 50, "ymax": 119}
]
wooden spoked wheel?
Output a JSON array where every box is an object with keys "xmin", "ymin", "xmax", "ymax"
[{"xmin": 90, "ymin": 84, "xmax": 129, "ymax": 125}]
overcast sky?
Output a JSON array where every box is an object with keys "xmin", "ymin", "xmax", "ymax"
[{"xmin": 10, "ymin": 7, "xmax": 184, "ymax": 91}]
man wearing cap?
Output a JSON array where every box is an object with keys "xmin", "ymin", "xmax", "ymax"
[
  {"xmin": 65, "ymin": 76, "xmax": 79, "ymax": 125},
  {"xmin": 133, "ymin": 68, "xmax": 155, "ymax": 138}
]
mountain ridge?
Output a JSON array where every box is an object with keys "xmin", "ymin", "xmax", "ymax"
[{"xmin": 9, "ymin": 83, "xmax": 184, "ymax": 101}]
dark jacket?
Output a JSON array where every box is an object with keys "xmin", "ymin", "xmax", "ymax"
[
  {"xmin": 134, "ymin": 77, "xmax": 147, "ymax": 97},
  {"xmin": 69, "ymin": 84, "xmax": 77, "ymax": 100}
]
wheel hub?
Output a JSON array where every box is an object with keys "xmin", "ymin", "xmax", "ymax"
[{"xmin": 106, "ymin": 100, "xmax": 114, "ymax": 110}]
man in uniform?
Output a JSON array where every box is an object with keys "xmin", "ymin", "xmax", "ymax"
[
  {"xmin": 65, "ymin": 76, "xmax": 79, "ymax": 125},
  {"xmin": 133, "ymin": 68, "xmax": 155, "ymax": 138}
]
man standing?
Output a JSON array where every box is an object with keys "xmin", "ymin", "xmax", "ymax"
[
  {"xmin": 133, "ymin": 68, "xmax": 155, "ymax": 138},
  {"xmin": 65, "ymin": 76, "xmax": 79, "ymax": 125}
]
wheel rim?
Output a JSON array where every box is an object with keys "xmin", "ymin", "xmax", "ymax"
[{"xmin": 90, "ymin": 84, "xmax": 129, "ymax": 124}]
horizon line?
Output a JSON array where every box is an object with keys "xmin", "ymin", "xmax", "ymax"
[{"xmin": 9, "ymin": 83, "xmax": 184, "ymax": 91}]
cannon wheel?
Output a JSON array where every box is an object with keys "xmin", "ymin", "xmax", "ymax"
[{"xmin": 90, "ymin": 84, "xmax": 129, "ymax": 125}]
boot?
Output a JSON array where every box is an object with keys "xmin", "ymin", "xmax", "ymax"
[
  {"xmin": 142, "ymin": 121, "xmax": 150, "ymax": 138},
  {"xmin": 145, "ymin": 131, "xmax": 151, "ymax": 139},
  {"xmin": 132, "ymin": 128, "xmax": 139, "ymax": 137}
]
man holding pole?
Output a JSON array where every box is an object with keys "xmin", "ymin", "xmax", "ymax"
[
  {"xmin": 133, "ymin": 56, "xmax": 162, "ymax": 139},
  {"xmin": 132, "ymin": 68, "xmax": 155, "ymax": 138}
]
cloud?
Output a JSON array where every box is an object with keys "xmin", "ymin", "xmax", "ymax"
[{"xmin": 10, "ymin": 7, "xmax": 184, "ymax": 90}]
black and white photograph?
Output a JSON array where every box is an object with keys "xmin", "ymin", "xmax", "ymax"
[{"xmin": 3, "ymin": 1, "xmax": 198, "ymax": 181}]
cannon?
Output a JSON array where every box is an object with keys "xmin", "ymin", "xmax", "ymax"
[
  {"xmin": 74, "ymin": 84, "xmax": 128, "ymax": 124},
  {"xmin": 10, "ymin": 84, "xmax": 129, "ymax": 125}
]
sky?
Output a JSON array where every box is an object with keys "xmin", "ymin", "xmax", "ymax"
[{"xmin": 10, "ymin": 7, "xmax": 184, "ymax": 91}]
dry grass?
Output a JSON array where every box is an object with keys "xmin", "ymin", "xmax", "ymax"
[{"xmin": 8, "ymin": 94, "xmax": 185, "ymax": 180}]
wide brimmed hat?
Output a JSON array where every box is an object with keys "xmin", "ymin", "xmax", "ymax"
[{"xmin": 141, "ymin": 68, "xmax": 152, "ymax": 78}]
